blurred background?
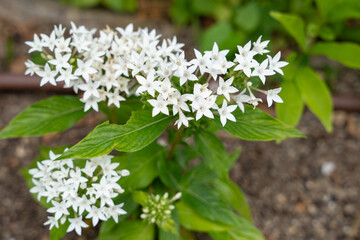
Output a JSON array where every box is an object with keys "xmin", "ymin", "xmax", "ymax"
[{"xmin": 0, "ymin": 0, "xmax": 359, "ymax": 239}]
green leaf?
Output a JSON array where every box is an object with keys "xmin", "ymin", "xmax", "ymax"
[
  {"xmin": 0, "ymin": 96, "xmax": 87, "ymax": 139},
  {"xmin": 213, "ymin": 178, "xmax": 252, "ymax": 222},
  {"xmin": 50, "ymin": 222, "xmax": 69, "ymax": 240},
  {"xmin": 194, "ymin": 129, "xmax": 231, "ymax": 177},
  {"xmin": 182, "ymin": 183, "xmax": 238, "ymax": 226},
  {"xmin": 176, "ymin": 201, "xmax": 231, "ymax": 232},
  {"xmin": 61, "ymin": 0, "xmax": 100, "ymax": 8},
  {"xmin": 59, "ymin": 110, "xmax": 174, "ymax": 159},
  {"xmin": 270, "ymin": 11, "xmax": 307, "ymax": 50},
  {"xmin": 182, "ymin": 163, "xmax": 217, "ymax": 187},
  {"xmin": 234, "ymin": 2, "xmax": 260, "ymax": 32},
  {"xmin": 315, "ymin": 0, "xmax": 360, "ymax": 22},
  {"xmin": 295, "ymin": 66, "xmax": 332, "ymax": 132},
  {"xmin": 102, "ymin": 0, "xmax": 137, "ymax": 12},
  {"xmin": 157, "ymin": 155, "xmax": 182, "ymax": 190},
  {"xmin": 114, "ymin": 143, "xmax": 163, "ymax": 190},
  {"xmin": 132, "ymin": 191, "xmax": 149, "ymax": 206},
  {"xmin": 309, "ymin": 42, "xmax": 360, "ymax": 69},
  {"xmin": 97, "ymin": 220, "xmax": 155, "ymax": 240},
  {"xmin": 276, "ymin": 81, "xmax": 304, "ymax": 126},
  {"xmin": 217, "ymin": 107, "xmax": 305, "ymax": 141},
  {"xmin": 199, "ymin": 22, "xmax": 233, "ymax": 51},
  {"xmin": 170, "ymin": 0, "xmax": 192, "ymax": 25},
  {"xmin": 209, "ymin": 216, "xmax": 265, "ymax": 240},
  {"xmin": 100, "ymin": 97, "xmax": 142, "ymax": 125}
]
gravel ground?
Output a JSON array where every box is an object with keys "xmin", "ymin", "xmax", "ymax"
[{"xmin": 0, "ymin": 92, "xmax": 359, "ymax": 240}]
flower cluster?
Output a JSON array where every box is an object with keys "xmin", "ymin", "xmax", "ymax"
[
  {"xmin": 25, "ymin": 22, "xmax": 288, "ymax": 128},
  {"xmin": 29, "ymin": 150, "xmax": 129, "ymax": 235},
  {"xmin": 140, "ymin": 192, "xmax": 181, "ymax": 226}
]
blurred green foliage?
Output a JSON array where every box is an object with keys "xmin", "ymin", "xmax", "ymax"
[
  {"xmin": 60, "ymin": 0, "xmax": 137, "ymax": 12},
  {"xmin": 171, "ymin": 0, "xmax": 360, "ymax": 131}
]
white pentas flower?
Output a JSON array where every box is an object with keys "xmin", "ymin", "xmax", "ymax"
[
  {"xmin": 29, "ymin": 150, "xmax": 129, "ymax": 236},
  {"xmin": 25, "ymin": 23, "xmax": 289, "ymax": 127},
  {"xmin": 266, "ymin": 87, "xmax": 283, "ymax": 107}
]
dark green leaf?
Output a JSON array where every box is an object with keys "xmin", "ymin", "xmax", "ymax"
[
  {"xmin": 309, "ymin": 42, "xmax": 360, "ymax": 69},
  {"xmin": 50, "ymin": 222, "xmax": 69, "ymax": 240},
  {"xmin": 97, "ymin": 220, "xmax": 155, "ymax": 240},
  {"xmin": 182, "ymin": 183, "xmax": 238, "ymax": 226},
  {"xmin": 276, "ymin": 81, "xmax": 304, "ymax": 127},
  {"xmin": 0, "ymin": 96, "xmax": 87, "ymax": 139},
  {"xmin": 194, "ymin": 129, "xmax": 230, "ymax": 177},
  {"xmin": 100, "ymin": 97, "xmax": 142, "ymax": 125},
  {"xmin": 182, "ymin": 163, "xmax": 217, "ymax": 187},
  {"xmin": 295, "ymin": 66, "xmax": 333, "ymax": 132},
  {"xmin": 102, "ymin": 0, "xmax": 137, "ymax": 12},
  {"xmin": 234, "ymin": 2, "xmax": 260, "ymax": 32},
  {"xmin": 270, "ymin": 11, "xmax": 307, "ymax": 50},
  {"xmin": 315, "ymin": 0, "xmax": 360, "ymax": 22},
  {"xmin": 59, "ymin": 110, "xmax": 174, "ymax": 159},
  {"xmin": 176, "ymin": 201, "xmax": 231, "ymax": 232},
  {"xmin": 213, "ymin": 178, "xmax": 252, "ymax": 221},
  {"xmin": 132, "ymin": 191, "xmax": 148, "ymax": 206},
  {"xmin": 157, "ymin": 155, "xmax": 182, "ymax": 190},
  {"xmin": 217, "ymin": 107, "xmax": 305, "ymax": 141},
  {"xmin": 61, "ymin": 0, "xmax": 100, "ymax": 8},
  {"xmin": 210, "ymin": 215, "xmax": 265, "ymax": 240},
  {"xmin": 115, "ymin": 143, "xmax": 164, "ymax": 190},
  {"xmin": 199, "ymin": 22, "xmax": 233, "ymax": 51}
]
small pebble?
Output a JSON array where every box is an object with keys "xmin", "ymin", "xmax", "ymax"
[{"xmin": 321, "ymin": 162, "xmax": 336, "ymax": 176}]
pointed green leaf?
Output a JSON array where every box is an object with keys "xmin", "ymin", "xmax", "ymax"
[
  {"xmin": 309, "ymin": 42, "xmax": 360, "ymax": 69},
  {"xmin": 315, "ymin": 0, "xmax": 360, "ymax": 22},
  {"xmin": 59, "ymin": 110, "xmax": 174, "ymax": 159},
  {"xmin": 97, "ymin": 220, "xmax": 155, "ymax": 240},
  {"xmin": 295, "ymin": 66, "xmax": 333, "ymax": 132},
  {"xmin": 194, "ymin": 129, "xmax": 232, "ymax": 177},
  {"xmin": 182, "ymin": 183, "xmax": 238, "ymax": 226},
  {"xmin": 217, "ymin": 107, "xmax": 305, "ymax": 141},
  {"xmin": 132, "ymin": 191, "xmax": 149, "ymax": 206},
  {"xmin": 213, "ymin": 178, "xmax": 252, "ymax": 221},
  {"xmin": 176, "ymin": 201, "xmax": 231, "ymax": 232},
  {"xmin": 209, "ymin": 216, "xmax": 265, "ymax": 240},
  {"xmin": 270, "ymin": 11, "xmax": 307, "ymax": 50},
  {"xmin": 276, "ymin": 81, "xmax": 304, "ymax": 126},
  {"xmin": 50, "ymin": 222, "xmax": 69, "ymax": 240},
  {"xmin": 0, "ymin": 96, "xmax": 87, "ymax": 139},
  {"xmin": 114, "ymin": 143, "xmax": 164, "ymax": 190}
]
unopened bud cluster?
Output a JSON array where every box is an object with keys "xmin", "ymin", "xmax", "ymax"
[
  {"xmin": 140, "ymin": 192, "xmax": 181, "ymax": 226},
  {"xmin": 25, "ymin": 22, "xmax": 288, "ymax": 128},
  {"xmin": 29, "ymin": 150, "xmax": 129, "ymax": 235}
]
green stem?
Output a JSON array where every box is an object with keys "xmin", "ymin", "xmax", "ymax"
[
  {"xmin": 167, "ymin": 126, "xmax": 185, "ymax": 160},
  {"xmin": 110, "ymin": 106, "xmax": 117, "ymax": 124}
]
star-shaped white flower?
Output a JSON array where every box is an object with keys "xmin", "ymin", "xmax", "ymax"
[
  {"xmin": 48, "ymin": 50, "xmax": 71, "ymax": 72},
  {"xmin": 267, "ymin": 51, "xmax": 288, "ymax": 75},
  {"xmin": 217, "ymin": 77, "xmax": 238, "ymax": 101},
  {"xmin": 148, "ymin": 95, "xmax": 169, "ymax": 117},
  {"xmin": 67, "ymin": 216, "xmax": 89, "ymax": 236},
  {"xmin": 252, "ymin": 36, "xmax": 270, "ymax": 55},
  {"xmin": 251, "ymin": 59, "xmax": 275, "ymax": 84},
  {"xmin": 218, "ymin": 100, "xmax": 237, "ymax": 126},
  {"xmin": 135, "ymin": 70, "xmax": 160, "ymax": 97},
  {"xmin": 74, "ymin": 59, "xmax": 97, "ymax": 82},
  {"xmin": 36, "ymin": 63, "xmax": 57, "ymax": 86},
  {"xmin": 25, "ymin": 34, "xmax": 43, "ymax": 53},
  {"xmin": 266, "ymin": 87, "xmax": 283, "ymax": 107}
]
